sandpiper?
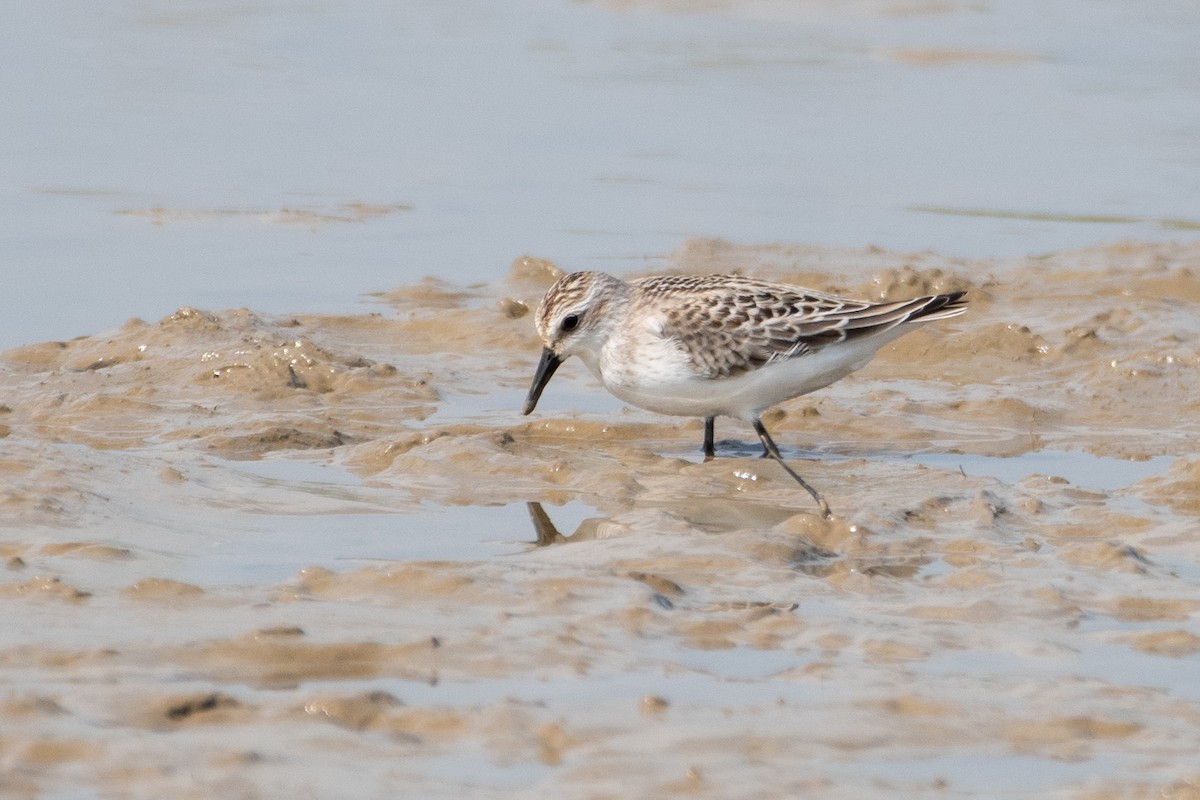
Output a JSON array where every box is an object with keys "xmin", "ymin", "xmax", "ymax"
[{"xmin": 522, "ymin": 271, "xmax": 967, "ymax": 518}]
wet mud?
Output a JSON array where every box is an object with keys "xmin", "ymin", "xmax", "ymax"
[{"xmin": 1, "ymin": 240, "xmax": 1199, "ymax": 798}]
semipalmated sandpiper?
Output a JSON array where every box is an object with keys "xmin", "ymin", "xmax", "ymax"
[{"xmin": 523, "ymin": 271, "xmax": 967, "ymax": 518}]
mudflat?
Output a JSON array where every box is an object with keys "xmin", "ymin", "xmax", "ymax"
[{"xmin": 1, "ymin": 240, "xmax": 1198, "ymax": 798}]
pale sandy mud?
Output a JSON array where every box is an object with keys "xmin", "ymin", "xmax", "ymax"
[{"xmin": 1, "ymin": 240, "xmax": 1199, "ymax": 799}]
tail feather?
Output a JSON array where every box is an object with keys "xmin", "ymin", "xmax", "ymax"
[
  {"xmin": 831, "ymin": 290, "xmax": 966, "ymax": 348},
  {"xmin": 908, "ymin": 290, "xmax": 968, "ymax": 323}
]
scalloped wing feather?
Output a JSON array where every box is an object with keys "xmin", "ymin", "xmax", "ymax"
[{"xmin": 637, "ymin": 275, "xmax": 966, "ymax": 379}]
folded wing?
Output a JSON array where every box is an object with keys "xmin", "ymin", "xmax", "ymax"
[{"xmin": 645, "ymin": 276, "xmax": 966, "ymax": 379}]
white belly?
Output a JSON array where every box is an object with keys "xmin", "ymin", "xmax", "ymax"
[{"xmin": 595, "ymin": 329, "xmax": 909, "ymax": 420}]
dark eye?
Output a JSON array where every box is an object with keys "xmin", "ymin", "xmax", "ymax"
[{"xmin": 561, "ymin": 313, "xmax": 581, "ymax": 332}]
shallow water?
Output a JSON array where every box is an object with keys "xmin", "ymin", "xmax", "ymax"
[
  {"xmin": 3, "ymin": 239, "xmax": 1200, "ymax": 797},
  {"xmin": 909, "ymin": 450, "xmax": 1177, "ymax": 493},
  {"xmin": 4, "ymin": 0, "xmax": 1200, "ymax": 349}
]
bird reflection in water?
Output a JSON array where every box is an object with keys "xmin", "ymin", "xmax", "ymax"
[
  {"xmin": 524, "ymin": 502, "xmax": 928, "ymax": 580},
  {"xmin": 525, "ymin": 501, "xmax": 604, "ymax": 547}
]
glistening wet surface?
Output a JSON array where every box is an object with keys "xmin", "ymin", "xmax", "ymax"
[{"xmin": 2, "ymin": 242, "xmax": 1199, "ymax": 798}]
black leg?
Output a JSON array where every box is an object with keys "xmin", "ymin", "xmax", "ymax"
[
  {"xmin": 702, "ymin": 416, "xmax": 716, "ymax": 461},
  {"xmin": 751, "ymin": 417, "xmax": 832, "ymax": 519}
]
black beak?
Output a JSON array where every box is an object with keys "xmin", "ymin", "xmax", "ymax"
[{"xmin": 522, "ymin": 347, "xmax": 562, "ymax": 415}]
